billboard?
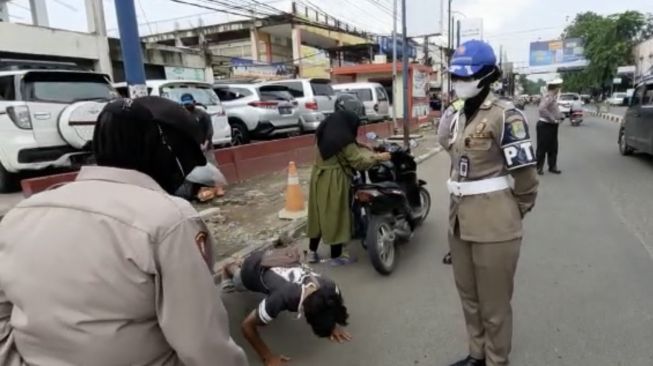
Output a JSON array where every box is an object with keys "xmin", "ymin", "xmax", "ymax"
[
  {"xmin": 529, "ymin": 38, "xmax": 588, "ymax": 73},
  {"xmin": 459, "ymin": 18, "xmax": 484, "ymax": 44},
  {"xmin": 377, "ymin": 36, "xmax": 417, "ymax": 59},
  {"xmin": 164, "ymin": 66, "xmax": 205, "ymax": 81}
]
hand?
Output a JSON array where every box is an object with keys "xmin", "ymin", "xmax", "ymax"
[
  {"xmin": 264, "ymin": 355, "xmax": 290, "ymax": 366},
  {"xmin": 376, "ymin": 152, "xmax": 391, "ymax": 161},
  {"xmin": 329, "ymin": 326, "xmax": 352, "ymax": 343}
]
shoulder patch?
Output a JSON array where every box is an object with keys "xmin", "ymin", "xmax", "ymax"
[{"xmin": 500, "ymin": 109, "xmax": 535, "ymax": 170}]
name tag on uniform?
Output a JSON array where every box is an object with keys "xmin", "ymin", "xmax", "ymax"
[{"xmin": 459, "ymin": 156, "xmax": 469, "ymax": 178}]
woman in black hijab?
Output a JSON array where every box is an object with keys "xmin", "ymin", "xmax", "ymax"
[{"xmin": 306, "ymin": 111, "xmax": 390, "ymax": 266}]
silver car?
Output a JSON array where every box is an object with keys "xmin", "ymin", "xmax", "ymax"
[
  {"xmin": 214, "ymin": 84, "xmax": 301, "ymax": 144},
  {"xmin": 264, "ymin": 78, "xmax": 336, "ymax": 132}
]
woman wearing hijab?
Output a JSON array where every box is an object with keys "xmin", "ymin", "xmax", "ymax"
[
  {"xmin": 0, "ymin": 97, "xmax": 247, "ymax": 366},
  {"xmin": 306, "ymin": 110, "xmax": 391, "ymax": 266}
]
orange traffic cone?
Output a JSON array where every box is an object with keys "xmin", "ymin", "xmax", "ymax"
[{"xmin": 278, "ymin": 161, "xmax": 307, "ymax": 219}]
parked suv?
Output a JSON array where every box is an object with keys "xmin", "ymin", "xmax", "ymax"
[
  {"xmin": 618, "ymin": 78, "xmax": 653, "ymax": 156},
  {"xmin": 213, "ymin": 83, "xmax": 300, "ymax": 144},
  {"xmin": 265, "ymin": 78, "xmax": 335, "ymax": 132},
  {"xmin": 333, "ymin": 82, "xmax": 390, "ymax": 122},
  {"xmin": 0, "ymin": 69, "xmax": 117, "ymax": 191},
  {"xmin": 114, "ymin": 80, "xmax": 231, "ymax": 147}
]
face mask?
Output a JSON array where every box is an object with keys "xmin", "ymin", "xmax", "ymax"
[
  {"xmin": 453, "ymin": 80, "xmax": 483, "ymax": 100},
  {"xmin": 452, "ymin": 69, "xmax": 496, "ymax": 100}
]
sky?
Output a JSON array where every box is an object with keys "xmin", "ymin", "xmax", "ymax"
[{"xmin": 6, "ymin": 0, "xmax": 653, "ymax": 79}]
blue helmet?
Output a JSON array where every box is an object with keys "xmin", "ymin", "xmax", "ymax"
[{"xmin": 449, "ymin": 40, "xmax": 497, "ymax": 77}]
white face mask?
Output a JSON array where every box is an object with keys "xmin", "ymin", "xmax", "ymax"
[
  {"xmin": 452, "ymin": 69, "xmax": 496, "ymax": 100},
  {"xmin": 453, "ymin": 80, "xmax": 483, "ymax": 100}
]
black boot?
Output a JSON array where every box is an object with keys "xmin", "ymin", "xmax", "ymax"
[
  {"xmin": 549, "ymin": 168, "xmax": 562, "ymax": 174},
  {"xmin": 449, "ymin": 355, "xmax": 486, "ymax": 366},
  {"xmin": 537, "ymin": 168, "xmax": 544, "ymax": 175}
]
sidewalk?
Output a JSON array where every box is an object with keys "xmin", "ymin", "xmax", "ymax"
[{"xmin": 200, "ymin": 124, "xmax": 442, "ymax": 268}]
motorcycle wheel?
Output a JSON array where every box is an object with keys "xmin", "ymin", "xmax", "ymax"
[
  {"xmin": 413, "ymin": 187, "xmax": 432, "ymax": 226},
  {"xmin": 366, "ymin": 215, "xmax": 397, "ymax": 275}
]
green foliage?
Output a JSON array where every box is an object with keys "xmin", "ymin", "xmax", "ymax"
[
  {"xmin": 560, "ymin": 11, "xmax": 653, "ymax": 93},
  {"xmin": 519, "ymin": 75, "xmax": 546, "ymax": 95}
]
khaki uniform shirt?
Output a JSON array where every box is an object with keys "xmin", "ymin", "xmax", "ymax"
[
  {"xmin": 449, "ymin": 94, "xmax": 539, "ymax": 242},
  {"xmin": 0, "ymin": 167, "xmax": 248, "ymax": 366}
]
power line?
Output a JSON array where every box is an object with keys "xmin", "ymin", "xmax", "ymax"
[
  {"xmin": 303, "ymin": 0, "xmax": 382, "ymax": 33},
  {"xmin": 137, "ymin": 0, "xmax": 155, "ymax": 35}
]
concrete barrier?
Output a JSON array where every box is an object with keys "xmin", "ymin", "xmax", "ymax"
[{"xmin": 21, "ymin": 120, "xmax": 406, "ymax": 197}]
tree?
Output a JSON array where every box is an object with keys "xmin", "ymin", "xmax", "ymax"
[
  {"xmin": 561, "ymin": 11, "xmax": 653, "ymax": 94},
  {"xmin": 519, "ymin": 75, "xmax": 546, "ymax": 95}
]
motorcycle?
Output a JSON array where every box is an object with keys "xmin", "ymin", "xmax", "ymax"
[
  {"xmin": 351, "ymin": 133, "xmax": 432, "ymax": 275},
  {"xmin": 570, "ymin": 109, "xmax": 583, "ymax": 126}
]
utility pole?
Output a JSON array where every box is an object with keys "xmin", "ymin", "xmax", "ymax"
[
  {"xmin": 391, "ymin": 0, "xmax": 398, "ymax": 130},
  {"xmin": 456, "ymin": 19, "xmax": 461, "ymax": 48},
  {"xmin": 423, "ymin": 35, "xmax": 429, "ymax": 65},
  {"xmin": 401, "ymin": 0, "xmax": 409, "ymax": 147},
  {"xmin": 447, "ymin": 0, "xmax": 452, "ymax": 98},
  {"xmin": 115, "ymin": 0, "xmax": 147, "ymax": 98}
]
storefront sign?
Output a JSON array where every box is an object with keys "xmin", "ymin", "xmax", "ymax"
[{"xmin": 412, "ymin": 69, "xmax": 429, "ymax": 98}]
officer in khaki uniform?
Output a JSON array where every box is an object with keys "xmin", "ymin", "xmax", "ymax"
[
  {"xmin": 444, "ymin": 41, "xmax": 539, "ymax": 366},
  {"xmin": 0, "ymin": 97, "xmax": 248, "ymax": 366}
]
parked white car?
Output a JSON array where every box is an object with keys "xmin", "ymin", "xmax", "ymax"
[
  {"xmin": 264, "ymin": 78, "xmax": 335, "ymax": 132},
  {"xmin": 333, "ymin": 82, "xmax": 390, "ymax": 122},
  {"xmin": 608, "ymin": 92, "xmax": 627, "ymax": 106},
  {"xmin": 114, "ymin": 80, "xmax": 231, "ymax": 147},
  {"xmin": 0, "ymin": 68, "xmax": 117, "ymax": 191},
  {"xmin": 213, "ymin": 83, "xmax": 300, "ymax": 145}
]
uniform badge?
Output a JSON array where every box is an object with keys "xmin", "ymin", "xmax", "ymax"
[
  {"xmin": 195, "ymin": 231, "xmax": 209, "ymax": 260},
  {"xmin": 459, "ymin": 156, "xmax": 469, "ymax": 178},
  {"xmin": 475, "ymin": 122, "xmax": 486, "ymax": 134},
  {"xmin": 510, "ymin": 121, "xmax": 527, "ymax": 139}
]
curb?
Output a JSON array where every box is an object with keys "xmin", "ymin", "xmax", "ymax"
[
  {"xmin": 211, "ymin": 144, "xmax": 443, "ymax": 272},
  {"xmin": 585, "ymin": 109, "xmax": 623, "ymax": 124}
]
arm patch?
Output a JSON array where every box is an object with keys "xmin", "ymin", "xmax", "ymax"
[{"xmin": 501, "ymin": 109, "xmax": 536, "ymax": 170}]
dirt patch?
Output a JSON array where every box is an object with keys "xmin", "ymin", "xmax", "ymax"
[{"xmin": 196, "ymin": 124, "xmax": 437, "ymax": 261}]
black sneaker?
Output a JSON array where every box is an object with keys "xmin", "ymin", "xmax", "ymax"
[
  {"xmin": 549, "ymin": 168, "xmax": 562, "ymax": 174},
  {"xmin": 537, "ymin": 169, "xmax": 544, "ymax": 175},
  {"xmin": 449, "ymin": 356, "xmax": 486, "ymax": 366}
]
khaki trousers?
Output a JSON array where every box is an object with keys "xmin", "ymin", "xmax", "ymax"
[{"xmin": 449, "ymin": 234, "xmax": 522, "ymax": 366}]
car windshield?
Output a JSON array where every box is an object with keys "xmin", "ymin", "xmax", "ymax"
[
  {"xmin": 161, "ymin": 84, "xmax": 219, "ymax": 106},
  {"xmin": 311, "ymin": 81, "xmax": 335, "ymax": 96},
  {"xmin": 347, "ymin": 88, "xmax": 373, "ymax": 101},
  {"xmin": 259, "ymin": 86, "xmax": 294, "ymax": 101},
  {"xmin": 22, "ymin": 72, "xmax": 116, "ymax": 103}
]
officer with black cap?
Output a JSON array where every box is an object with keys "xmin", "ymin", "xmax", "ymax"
[{"xmin": 444, "ymin": 40, "xmax": 539, "ymax": 366}]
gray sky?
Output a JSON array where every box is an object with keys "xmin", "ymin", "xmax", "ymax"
[{"xmin": 7, "ymin": 0, "xmax": 653, "ymax": 77}]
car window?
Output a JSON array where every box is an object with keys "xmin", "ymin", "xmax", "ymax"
[
  {"xmin": 348, "ymin": 88, "xmax": 373, "ymax": 101},
  {"xmin": 0, "ymin": 76, "xmax": 15, "ymax": 100},
  {"xmin": 22, "ymin": 72, "xmax": 116, "ymax": 103},
  {"xmin": 260, "ymin": 89, "xmax": 294, "ymax": 101},
  {"xmin": 631, "ymin": 87, "xmax": 645, "ymax": 106},
  {"xmin": 272, "ymin": 82, "xmax": 304, "ymax": 98},
  {"xmin": 161, "ymin": 84, "xmax": 220, "ymax": 105},
  {"xmin": 311, "ymin": 81, "xmax": 334, "ymax": 96},
  {"xmin": 376, "ymin": 87, "xmax": 388, "ymax": 101},
  {"xmin": 559, "ymin": 94, "xmax": 576, "ymax": 101},
  {"xmin": 214, "ymin": 87, "xmax": 252, "ymax": 101},
  {"xmin": 644, "ymin": 85, "xmax": 653, "ymax": 106}
]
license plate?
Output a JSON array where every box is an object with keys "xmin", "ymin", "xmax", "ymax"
[{"xmin": 279, "ymin": 107, "xmax": 292, "ymax": 115}]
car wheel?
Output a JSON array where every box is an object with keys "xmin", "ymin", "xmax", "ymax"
[
  {"xmin": 0, "ymin": 163, "xmax": 17, "ymax": 193},
  {"xmin": 229, "ymin": 120, "xmax": 250, "ymax": 146},
  {"xmin": 619, "ymin": 130, "xmax": 634, "ymax": 156}
]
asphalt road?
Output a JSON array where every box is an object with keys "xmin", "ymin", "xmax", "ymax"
[{"xmin": 220, "ymin": 107, "xmax": 653, "ymax": 366}]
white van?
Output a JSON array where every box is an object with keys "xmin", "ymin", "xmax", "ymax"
[
  {"xmin": 333, "ymin": 82, "xmax": 390, "ymax": 122},
  {"xmin": 114, "ymin": 80, "xmax": 232, "ymax": 147}
]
